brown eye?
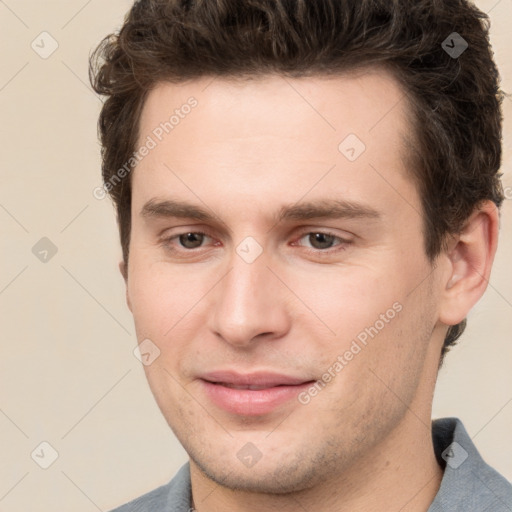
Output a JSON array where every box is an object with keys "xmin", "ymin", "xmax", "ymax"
[
  {"xmin": 307, "ymin": 233, "xmax": 337, "ymax": 250},
  {"xmin": 178, "ymin": 232, "xmax": 206, "ymax": 249},
  {"xmin": 293, "ymin": 230, "xmax": 351, "ymax": 256}
]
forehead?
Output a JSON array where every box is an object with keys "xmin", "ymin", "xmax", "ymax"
[
  {"xmin": 139, "ymin": 68, "xmax": 412, "ymax": 147},
  {"xmin": 132, "ymin": 69, "xmax": 418, "ymax": 223}
]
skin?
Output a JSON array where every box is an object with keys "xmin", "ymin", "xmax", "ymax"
[{"xmin": 122, "ymin": 69, "xmax": 499, "ymax": 511}]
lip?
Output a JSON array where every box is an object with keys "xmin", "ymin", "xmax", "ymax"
[{"xmin": 199, "ymin": 370, "xmax": 315, "ymax": 416}]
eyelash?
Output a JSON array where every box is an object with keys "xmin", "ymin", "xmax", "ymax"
[{"xmin": 159, "ymin": 229, "xmax": 351, "ymax": 256}]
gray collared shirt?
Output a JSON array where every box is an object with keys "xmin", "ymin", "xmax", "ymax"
[{"xmin": 110, "ymin": 417, "xmax": 512, "ymax": 511}]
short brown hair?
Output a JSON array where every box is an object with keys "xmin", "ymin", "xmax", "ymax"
[{"xmin": 89, "ymin": 0, "xmax": 505, "ymax": 363}]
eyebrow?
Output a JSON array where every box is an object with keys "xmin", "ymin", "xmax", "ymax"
[{"xmin": 140, "ymin": 197, "xmax": 381, "ymax": 227}]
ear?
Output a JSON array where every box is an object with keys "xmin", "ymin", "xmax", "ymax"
[
  {"xmin": 438, "ymin": 200, "xmax": 500, "ymax": 326},
  {"xmin": 119, "ymin": 260, "xmax": 127, "ymax": 281},
  {"xmin": 119, "ymin": 260, "xmax": 132, "ymax": 312}
]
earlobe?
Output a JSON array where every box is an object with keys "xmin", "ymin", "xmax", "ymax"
[{"xmin": 439, "ymin": 201, "xmax": 499, "ymax": 326}]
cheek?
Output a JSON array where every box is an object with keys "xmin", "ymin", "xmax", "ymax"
[
  {"xmin": 313, "ymin": 299, "xmax": 433, "ymax": 442},
  {"xmin": 127, "ymin": 259, "xmax": 221, "ymax": 374},
  {"xmin": 349, "ymin": 281, "xmax": 437, "ymax": 398},
  {"xmin": 128, "ymin": 262, "xmax": 188, "ymax": 341},
  {"xmin": 297, "ymin": 261, "xmax": 434, "ymax": 388},
  {"xmin": 288, "ymin": 264, "xmax": 403, "ymax": 344}
]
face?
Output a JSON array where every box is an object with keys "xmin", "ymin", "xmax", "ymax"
[{"xmin": 125, "ymin": 70, "xmax": 444, "ymax": 493}]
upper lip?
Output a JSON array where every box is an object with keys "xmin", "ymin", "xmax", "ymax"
[{"xmin": 200, "ymin": 370, "xmax": 313, "ymax": 387}]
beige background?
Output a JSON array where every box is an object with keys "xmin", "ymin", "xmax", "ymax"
[{"xmin": 0, "ymin": 1, "xmax": 511, "ymax": 510}]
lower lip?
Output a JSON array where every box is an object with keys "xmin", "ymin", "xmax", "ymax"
[{"xmin": 199, "ymin": 379, "xmax": 314, "ymax": 416}]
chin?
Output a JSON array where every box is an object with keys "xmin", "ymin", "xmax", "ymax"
[
  {"xmin": 194, "ymin": 457, "xmax": 319, "ymax": 494},
  {"xmin": 188, "ymin": 439, "xmax": 334, "ymax": 495}
]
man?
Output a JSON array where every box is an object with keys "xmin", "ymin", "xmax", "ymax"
[{"xmin": 89, "ymin": 0, "xmax": 512, "ymax": 510}]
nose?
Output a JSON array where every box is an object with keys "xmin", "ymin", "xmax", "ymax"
[{"xmin": 208, "ymin": 248, "xmax": 291, "ymax": 348}]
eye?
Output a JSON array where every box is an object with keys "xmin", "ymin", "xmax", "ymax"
[
  {"xmin": 301, "ymin": 232, "xmax": 337, "ymax": 250},
  {"xmin": 294, "ymin": 231, "xmax": 350, "ymax": 253},
  {"xmin": 161, "ymin": 231, "xmax": 214, "ymax": 251},
  {"xmin": 159, "ymin": 229, "xmax": 351, "ymax": 256},
  {"xmin": 177, "ymin": 232, "xmax": 209, "ymax": 249}
]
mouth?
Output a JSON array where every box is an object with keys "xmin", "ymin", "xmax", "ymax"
[
  {"xmin": 209, "ymin": 383, "xmax": 292, "ymax": 390},
  {"xmin": 198, "ymin": 371, "xmax": 315, "ymax": 416}
]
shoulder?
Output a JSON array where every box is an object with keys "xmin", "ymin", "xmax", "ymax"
[
  {"xmin": 430, "ymin": 417, "xmax": 512, "ymax": 511},
  {"xmin": 108, "ymin": 462, "xmax": 192, "ymax": 512}
]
